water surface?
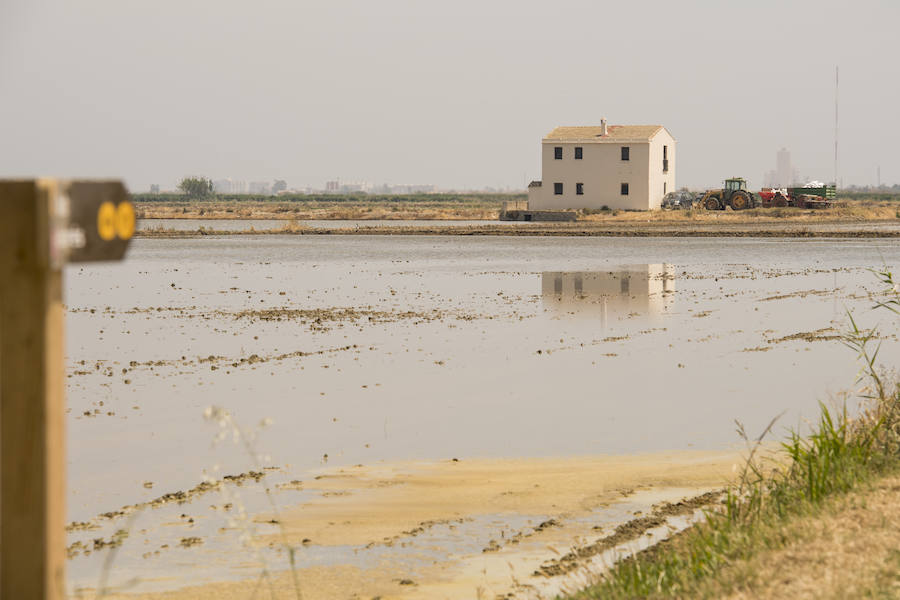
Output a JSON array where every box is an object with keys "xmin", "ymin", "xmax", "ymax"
[{"xmin": 64, "ymin": 235, "xmax": 900, "ymax": 592}]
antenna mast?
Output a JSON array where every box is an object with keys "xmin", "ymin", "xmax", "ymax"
[{"xmin": 834, "ymin": 66, "xmax": 839, "ymax": 187}]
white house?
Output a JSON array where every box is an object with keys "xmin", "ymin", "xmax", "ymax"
[{"xmin": 528, "ymin": 119, "xmax": 676, "ymax": 211}]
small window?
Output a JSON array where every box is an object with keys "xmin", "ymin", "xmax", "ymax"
[
  {"xmin": 621, "ymin": 183, "xmax": 629, "ymax": 195},
  {"xmin": 576, "ymin": 183, "xmax": 584, "ymax": 195},
  {"xmin": 554, "ymin": 147, "xmax": 563, "ymax": 160},
  {"xmin": 663, "ymin": 145, "xmax": 668, "ymax": 160},
  {"xmin": 621, "ymin": 146, "xmax": 630, "ymax": 161},
  {"xmin": 554, "ymin": 182, "xmax": 563, "ymax": 195},
  {"xmin": 664, "ymin": 182, "xmax": 667, "ymax": 194},
  {"xmin": 574, "ymin": 147, "xmax": 583, "ymax": 159}
]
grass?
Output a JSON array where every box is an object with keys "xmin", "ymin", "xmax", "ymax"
[{"xmin": 568, "ymin": 269, "xmax": 900, "ymax": 599}]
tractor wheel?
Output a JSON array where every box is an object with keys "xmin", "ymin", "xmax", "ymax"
[
  {"xmin": 704, "ymin": 197, "xmax": 721, "ymax": 211},
  {"xmin": 731, "ymin": 191, "xmax": 752, "ymax": 210},
  {"xmin": 773, "ymin": 194, "xmax": 788, "ymax": 207}
]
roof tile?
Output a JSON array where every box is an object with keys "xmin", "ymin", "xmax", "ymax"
[{"xmin": 544, "ymin": 125, "xmax": 663, "ymax": 142}]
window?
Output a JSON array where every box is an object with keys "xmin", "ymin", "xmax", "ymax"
[
  {"xmin": 554, "ymin": 182, "xmax": 563, "ymax": 195},
  {"xmin": 576, "ymin": 183, "xmax": 584, "ymax": 195},
  {"xmin": 574, "ymin": 147, "xmax": 583, "ymax": 159},
  {"xmin": 554, "ymin": 146, "xmax": 563, "ymax": 160},
  {"xmin": 663, "ymin": 145, "xmax": 668, "ymax": 160},
  {"xmin": 621, "ymin": 183, "xmax": 629, "ymax": 195},
  {"xmin": 621, "ymin": 146, "xmax": 630, "ymax": 161},
  {"xmin": 664, "ymin": 182, "xmax": 667, "ymax": 195}
]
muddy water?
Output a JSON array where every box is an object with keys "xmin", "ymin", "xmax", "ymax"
[{"xmin": 64, "ymin": 236, "xmax": 900, "ymax": 594}]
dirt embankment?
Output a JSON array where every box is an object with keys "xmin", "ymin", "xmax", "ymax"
[{"xmin": 136, "ymin": 220, "xmax": 900, "ymax": 238}]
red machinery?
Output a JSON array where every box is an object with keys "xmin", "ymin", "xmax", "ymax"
[{"xmin": 759, "ymin": 185, "xmax": 836, "ymax": 209}]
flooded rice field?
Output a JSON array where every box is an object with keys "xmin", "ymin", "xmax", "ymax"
[{"xmin": 65, "ymin": 235, "xmax": 900, "ymax": 597}]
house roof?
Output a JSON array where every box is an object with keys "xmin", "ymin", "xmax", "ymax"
[{"xmin": 543, "ymin": 125, "xmax": 665, "ymax": 142}]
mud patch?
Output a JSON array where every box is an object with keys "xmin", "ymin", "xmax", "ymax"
[
  {"xmin": 759, "ymin": 289, "xmax": 837, "ymax": 302},
  {"xmin": 68, "ymin": 471, "xmax": 266, "ymax": 531},
  {"xmin": 534, "ymin": 490, "xmax": 723, "ymax": 577},
  {"xmin": 767, "ymin": 327, "xmax": 842, "ymax": 344}
]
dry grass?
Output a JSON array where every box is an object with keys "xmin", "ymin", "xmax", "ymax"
[
  {"xmin": 138, "ymin": 203, "xmax": 501, "ymax": 220},
  {"xmin": 134, "ymin": 195, "xmax": 510, "ymax": 221},
  {"xmin": 713, "ymin": 474, "xmax": 900, "ymax": 600},
  {"xmin": 579, "ymin": 201, "xmax": 900, "ymax": 224}
]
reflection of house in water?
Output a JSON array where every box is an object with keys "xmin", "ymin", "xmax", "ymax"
[{"xmin": 542, "ymin": 265, "xmax": 675, "ymax": 320}]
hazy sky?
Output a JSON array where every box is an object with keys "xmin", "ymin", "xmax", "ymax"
[{"xmin": 2, "ymin": 1, "xmax": 897, "ymax": 192}]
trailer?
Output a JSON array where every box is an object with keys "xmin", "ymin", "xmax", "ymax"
[{"xmin": 759, "ymin": 184, "xmax": 836, "ymax": 209}]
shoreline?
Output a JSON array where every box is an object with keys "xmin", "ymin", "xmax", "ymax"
[{"xmin": 135, "ymin": 223, "xmax": 900, "ymax": 238}]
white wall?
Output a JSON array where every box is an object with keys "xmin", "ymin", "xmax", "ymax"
[
  {"xmin": 531, "ymin": 141, "xmax": 649, "ymax": 210},
  {"xmin": 648, "ymin": 130, "xmax": 676, "ymax": 210}
]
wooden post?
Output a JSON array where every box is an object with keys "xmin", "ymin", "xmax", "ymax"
[{"xmin": 0, "ymin": 180, "xmax": 67, "ymax": 600}]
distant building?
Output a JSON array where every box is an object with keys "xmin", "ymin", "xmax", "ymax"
[
  {"xmin": 528, "ymin": 119, "xmax": 676, "ymax": 211},
  {"xmin": 340, "ymin": 181, "xmax": 372, "ymax": 193},
  {"xmin": 213, "ymin": 179, "xmax": 248, "ymax": 194},
  {"xmin": 248, "ymin": 181, "xmax": 271, "ymax": 195},
  {"xmin": 765, "ymin": 148, "xmax": 794, "ymax": 188},
  {"xmin": 149, "ymin": 184, "xmax": 160, "ymax": 194},
  {"xmin": 389, "ymin": 184, "xmax": 436, "ymax": 194},
  {"xmin": 323, "ymin": 180, "xmax": 376, "ymax": 194},
  {"xmin": 776, "ymin": 147, "xmax": 793, "ymax": 187}
]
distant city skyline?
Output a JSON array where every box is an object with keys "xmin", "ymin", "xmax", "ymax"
[{"xmin": 149, "ymin": 176, "xmax": 510, "ymax": 195}]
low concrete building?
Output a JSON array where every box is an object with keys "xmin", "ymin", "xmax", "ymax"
[{"xmin": 528, "ymin": 119, "xmax": 676, "ymax": 211}]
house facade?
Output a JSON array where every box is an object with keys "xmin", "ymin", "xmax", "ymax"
[{"xmin": 528, "ymin": 120, "xmax": 676, "ymax": 211}]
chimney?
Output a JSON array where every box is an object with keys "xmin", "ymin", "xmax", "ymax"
[{"xmin": 600, "ymin": 118, "xmax": 608, "ymax": 136}]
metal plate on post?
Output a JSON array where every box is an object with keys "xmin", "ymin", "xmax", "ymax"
[{"xmin": 65, "ymin": 181, "xmax": 134, "ymax": 263}]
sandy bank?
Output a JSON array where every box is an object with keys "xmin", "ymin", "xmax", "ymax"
[
  {"xmin": 272, "ymin": 452, "xmax": 740, "ymax": 547},
  {"xmin": 97, "ymin": 451, "xmax": 742, "ymax": 600}
]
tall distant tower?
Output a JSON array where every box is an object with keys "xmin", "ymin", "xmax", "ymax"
[{"xmin": 775, "ymin": 148, "xmax": 793, "ymax": 187}]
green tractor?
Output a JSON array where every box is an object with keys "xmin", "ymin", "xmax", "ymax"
[{"xmin": 697, "ymin": 177, "xmax": 756, "ymax": 211}]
